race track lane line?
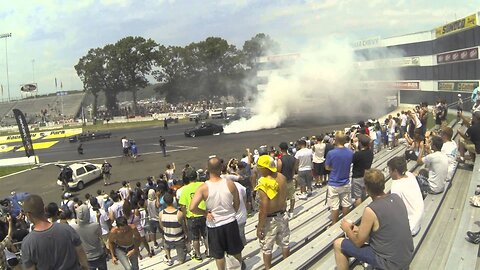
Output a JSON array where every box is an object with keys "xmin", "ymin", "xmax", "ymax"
[{"xmin": 45, "ymin": 145, "xmax": 198, "ymax": 164}]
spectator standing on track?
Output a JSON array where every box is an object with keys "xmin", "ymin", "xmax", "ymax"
[
  {"xmin": 417, "ymin": 135, "xmax": 448, "ymax": 194},
  {"xmin": 333, "ymin": 169, "xmax": 413, "ymax": 270},
  {"xmin": 108, "ymin": 217, "xmax": 141, "ymax": 270},
  {"xmin": 159, "ymin": 136, "xmax": 167, "ymax": 157},
  {"xmin": 312, "ymin": 136, "xmax": 326, "ymax": 188},
  {"xmin": 121, "ymin": 136, "xmax": 129, "ymax": 156},
  {"xmin": 255, "ymin": 155, "xmax": 290, "ymax": 270},
  {"xmin": 351, "ymin": 134, "xmax": 374, "ymax": 207},
  {"xmin": 325, "ymin": 131, "xmax": 354, "ymax": 225},
  {"xmin": 164, "ymin": 118, "xmax": 168, "ymax": 130},
  {"xmin": 190, "ymin": 157, "xmax": 245, "ymax": 270},
  {"xmin": 21, "ymin": 194, "xmax": 89, "ymax": 270},
  {"xmin": 101, "ymin": 160, "xmax": 112, "ymax": 186},
  {"xmin": 277, "ymin": 142, "xmax": 296, "ymax": 216},
  {"xmin": 295, "ymin": 139, "xmax": 314, "ymax": 200},
  {"xmin": 388, "ymin": 157, "xmax": 424, "ymax": 236},
  {"xmin": 71, "ymin": 204, "xmax": 107, "ymax": 270}
]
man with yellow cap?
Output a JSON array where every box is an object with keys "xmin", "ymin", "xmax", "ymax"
[{"xmin": 255, "ymin": 155, "xmax": 290, "ymax": 269}]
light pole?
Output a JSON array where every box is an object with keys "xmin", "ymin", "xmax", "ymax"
[{"xmin": 0, "ymin": 33, "xmax": 11, "ymax": 102}]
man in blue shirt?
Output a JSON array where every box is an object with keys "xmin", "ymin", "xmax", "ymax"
[{"xmin": 325, "ymin": 131, "xmax": 354, "ymax": 225}]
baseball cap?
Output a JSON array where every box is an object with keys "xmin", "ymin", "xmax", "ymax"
[
  {"xmin": 257, "ymin": 155, "xmax": 277, "ymax": 172},
  {"xmin": 458, "ymin": 94, "xmax": 462, "ymax": 97}
]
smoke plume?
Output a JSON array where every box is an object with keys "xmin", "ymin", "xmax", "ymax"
[{"xmin": 224, "ymin": 38, "xmax": 400, "ymax": 134}]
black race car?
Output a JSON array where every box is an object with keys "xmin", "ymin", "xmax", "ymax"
[
  {"xmin": 184, "ymin": 123, "xmax": 223, "ymax": 137},
  {"xmin": 69, "ymin": 132, "xmax": 112, "ymax": 143}
]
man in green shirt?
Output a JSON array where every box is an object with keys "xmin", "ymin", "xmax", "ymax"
[{"xmin": 179, "ymin": 169, "xmax": 209, "ymax": 262}]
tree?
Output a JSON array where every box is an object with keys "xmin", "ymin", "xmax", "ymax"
[
  {"xmin": 75, "ymin": 47, "xmax": 109, "ymax": 118},
  {"xmin": 113, "ymin": 36, "xmax": 157, "ymax": 113},
  {"xmin": 242, "ymin": 33, "xmax": 280, "ymax": 68}
]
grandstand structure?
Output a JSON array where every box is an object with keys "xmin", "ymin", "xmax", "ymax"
[
  {"xmin": 257, "ymin": 12, "xmax": 480, "ymax": 108},
  {"xmin": 355, "ymin": 12, "xmax": 480, "ymax": 106},
  {"xmin": 0, "ymin": 92, "xmax": 85, "ymax": 126}
]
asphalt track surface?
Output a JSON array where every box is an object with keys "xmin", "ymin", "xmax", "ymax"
[{"xmin": 0, "ymin": 118, "xmax": 353, "ymax": 204}]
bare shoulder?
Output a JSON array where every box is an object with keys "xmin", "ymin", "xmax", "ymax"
[{"xmin": 276, "ymin": 172, "xmax": 287, "ymax": 184}]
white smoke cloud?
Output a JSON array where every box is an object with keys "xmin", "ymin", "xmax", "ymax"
[{"xmin": 224, "ymin": 37, "xmax": 399, "ymax": 134}]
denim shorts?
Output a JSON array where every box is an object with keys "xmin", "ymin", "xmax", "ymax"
[{"xmin": 341, "ymin": 239, "xmax": 380, "ymax": 268}]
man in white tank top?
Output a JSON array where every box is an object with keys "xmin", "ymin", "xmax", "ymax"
[{"xmin": 190, "ymin": 157, "xmax": 246, "ymax": 270}]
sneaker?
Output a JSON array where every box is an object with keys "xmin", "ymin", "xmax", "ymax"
[
  {"xmin": 241, "ymin": 261, "xmax": 247, "ymax": 270},
  {"xmin": 467, "ymin": 231, "xmax": 480, "ymax": 244},
  {"xmin": 192, "ymin": 255, "xmax": 203, "ymax": 262},
  {"xmin": 288, "ymin": 211, "xmax": 295, "ymax": 219},
  {"xmin": 154, "ymin": 242, "xmax": 160, "ymax": 249},
  {"xmin": 164, "ymin": 256, "xmax": 173, "ymax": 266},
  {"xmin": 307, "ymin": 190, "xmax": 313, "ymax": 196},
  {"xmin": 298, "ymin": 193, "xmax": 308, "ymax": 200}
]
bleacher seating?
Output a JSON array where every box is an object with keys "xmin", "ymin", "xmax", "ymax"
[
  {"xmin": 0, "ymin": 92, "xmax": 85, "ymax": 126},
  {"xmin": 272, "ymin": 119, "xmax": 461, "ymax": 270}
]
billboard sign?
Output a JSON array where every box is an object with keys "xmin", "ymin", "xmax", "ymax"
[
  {"xmin": 437, "ymin": 47, "xmax": 478, "ymax": 64},
  {"xmin": 438, "ymin": 81, "xmax": 479, "ymax": 92},
  {"xmin": 435, "ymin": 14, "xmax": 477, "ymax": 37}
]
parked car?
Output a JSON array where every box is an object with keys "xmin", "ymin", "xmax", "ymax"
[
  {"xmin": 55, "ymin": 162, "xmax": 102, "ymax": 190},
  {"xmin": 69, "ymin": 132, "xmax": 112, "ymax": 143},
  {"xmin": 189, "ymin": 110, "xmax": 209, "ymax": 121},
  {"xmin": 210, "ymin": 108, "xmax": 225, "ymax": 119},
  {"xmin": 184, "ymin": 122, "xmax": 224, "ymax": 137}
]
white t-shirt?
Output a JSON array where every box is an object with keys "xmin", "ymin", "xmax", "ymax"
[
  {"xmin": 441, "ymin": 140, "xmax": 458, "ymax": 181},
  {"xmin": 118, "ymin": 187, "xmax": 130, "ymax": 201},
  {"xmin": 389, "ymin": 119, "xmax": 396, "ymax": 134},
  {"xmin": 121, "ymin": 138, "xmax": 129, "ymax": 148},
  {"xmin": 400, "ymin": 114, "xmax": 408, "ymax": 127},
  {"xmin": 295, "ymin": 148, "xmax": 313, "ymax": 171},
  {"xmin": 422, "ymin": 151, "xmax": 448, "ymax": 193},
  {"xmin": 312, "ymin": 143, "xmax": 326, "ymax": 164},
  {"xmin": 98, "ymin": 209, "xmax": 110, "ymax": 235},
  {"xmin": 413, "ymin": 114, "xmax": 422, "ymax": 129},
  {"xmin": 391, "ymin": 172, "xmax": 424, "ymax": 235},
  {"xmin": 234, "ymin": 182, "xmax": 248, "ymax": 225}
]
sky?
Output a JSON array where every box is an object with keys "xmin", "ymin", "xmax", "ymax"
[{"xmin": 0, "ymin": 0, "xmax": 476, "ymax": 100}]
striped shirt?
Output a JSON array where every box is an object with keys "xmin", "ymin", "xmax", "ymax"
[{"xmin": 160, "ymin": 209, "xmax": 184, "ymax": 243}]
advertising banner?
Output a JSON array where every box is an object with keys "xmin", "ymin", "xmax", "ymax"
[
  {"xmin": 352, "ymin": 36, "xmax": 381, "ymax": 49},
  {"xmin": 437, "ymin": 47, "xmax": 478, "ymax": 64},
  {"xmin": 435, "ymin": 14, "xmax": 477, "ymax": 37},
  {"xmin": 12, "ymin": 109, "xmax": 35, "ymax": 157},
  {"xmin": 438, "ymin": 81, "xmax": 479, "ymax": 92},
  {"xmin": 360, "ymin": 81, "xmax": 419, "ymax": 90}
]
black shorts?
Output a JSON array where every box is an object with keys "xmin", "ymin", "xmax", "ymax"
[
  {"xmin": 207, "ymin": 220, "xmax": 244, "ymax": 259},
  {"xmin": 187, "ymin": 216, "xmax": 207, "ymax": 241},
  {"xmin": 123, "ymin": 147, "xmax": 129, "ymax": 155},
  {"xmin": 313, "ymin": 162, "xmax": 325, "ymax": 177}
]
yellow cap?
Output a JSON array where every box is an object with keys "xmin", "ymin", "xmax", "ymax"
[{"xmin": 257, "ymin": 155, "xmax": 277, "ymax": 172}]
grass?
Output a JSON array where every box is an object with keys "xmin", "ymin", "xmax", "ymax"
[
  {"xmin": 426, "ymin": 112, "xmax": 457, "ymax": 130},
  {"xmin": 0, "ymin": 165, "xmax": 33, "ymax": 177}
]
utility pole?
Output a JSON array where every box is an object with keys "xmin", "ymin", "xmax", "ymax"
[{"xmin": 0, "ymin": 33, "xmax": 12, "ymax": 102}]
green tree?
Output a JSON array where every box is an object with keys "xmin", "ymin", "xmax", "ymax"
[
  {"xmin": 242, "ymin": 33, "xmax": 279, "ymax": 68},
  {"xmin": 113, "ymin": 36, "xmax": 157, "ymax": 113}
]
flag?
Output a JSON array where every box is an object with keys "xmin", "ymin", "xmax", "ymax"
[
  {"xmin": 60, "ymin": 81, "xmax": 63, "ymax": 89},
  {"xmin": 55, "ymin": 78, "xmax": 57, "ymax": 88},
  {"xmin": 13, "ymin": 109, "xmax": 35, "ymax": 157},
  {"xmin": 1, "ymin": 84, "xmax": 3, "ymax": 96}
]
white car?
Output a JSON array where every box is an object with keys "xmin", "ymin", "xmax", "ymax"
[
  {"xmin": 210, "ymin": 108, "xmax": 225, "ymax": 119},
  {"xmin": 56, "ymin": 162, "xmax": 102, "ymax": 190}
]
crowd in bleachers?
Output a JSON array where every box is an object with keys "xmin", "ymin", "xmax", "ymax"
[{"xmin": 1, "ymin": 100, "xmax": 480, "ymax": 270}]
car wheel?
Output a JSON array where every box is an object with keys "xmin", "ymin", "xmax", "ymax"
[
  {"xmin": 77, "ymin": 181, "xmax": 84, "ymax": 190},
  {"xmin": 190, "ymin": 132, "xmax": 196, "ymax": 138}
]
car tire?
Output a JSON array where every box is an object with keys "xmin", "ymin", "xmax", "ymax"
[
  {"xmin": 77, "ymin": 181, "xmax": 84, "ymax": 190},
  {"xmin": 190, "ymin": 132, "xmax": 196, "ymax": 138}
]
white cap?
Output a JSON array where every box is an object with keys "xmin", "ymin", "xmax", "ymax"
[{"xmin": 458, "ymin": 94, "xmax": 462, "ymax": 97}]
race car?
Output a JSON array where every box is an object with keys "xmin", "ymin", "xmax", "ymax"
[
  {"xmin": 184, "ymin": 122, "xmax": 224, "ymax": 137},
  {"xmin": 69, "ymin": 132, "xmax": 112, "ymax": 143}
]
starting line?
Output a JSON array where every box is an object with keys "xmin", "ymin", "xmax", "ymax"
[{"xmin": 44, "ymin": 144, "xmax": 198, "ymax": 165}]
